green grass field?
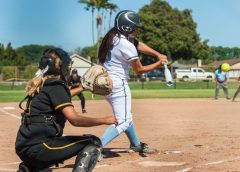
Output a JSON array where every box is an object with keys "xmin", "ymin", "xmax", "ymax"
[{"xmin": 0, "ymin": 81, "xmax": 238, "ymax": 102}]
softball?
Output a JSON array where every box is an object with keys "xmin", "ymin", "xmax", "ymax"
[{"xmin": 221, "ymin": 63, "xmax": 230, "ymax": 72}]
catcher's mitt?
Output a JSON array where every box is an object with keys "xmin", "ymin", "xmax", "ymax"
[{"xmin": 81, "ymin": 65, "xmax": 113, "ymax": 96}]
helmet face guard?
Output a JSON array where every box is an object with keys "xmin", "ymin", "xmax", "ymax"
[
  {"xmin": 114, "ymin": 10, "xmax": 143, "ymax": 34},
  {"xmin": 61, "ymin": 60, "xmax": 72, "ymax": 82},
  {"xmin": 54, "ymin": 48, "xmax": 72, "ymax": 82},
  {"xmin": 71, "ymin": 69, "xmax": 78, "ymax": 74},
  {"xmin": 40, "ymin": 48, "xmax": 72, "ymax": 82}
]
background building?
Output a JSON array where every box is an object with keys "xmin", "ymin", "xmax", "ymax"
[
  {"xmin": 71, "ymin": 54, "xmax": 95, "ymax": 76},
  {"xmin": 210, "ymin": 59, "xmax": 240, "ymax": 78}
]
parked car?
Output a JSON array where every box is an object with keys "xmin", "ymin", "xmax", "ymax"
[
  {"xmin": 175, "ymin": 68, "xmax": 214, "ymax": 81},
  {"xmin": 146, "ymin": 69, "xmax": 165, "ymax": 80}
]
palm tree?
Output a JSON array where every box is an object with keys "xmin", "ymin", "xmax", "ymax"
[
  {"xmin": 102, "ymin": 7, "xmax": 107, "ymax": 35},
  {"xmin": 79, "ymin": 0, "xmax": 110, "ymax": 59},
  {"xmin": 94, "ymin": 0, "xmax": 109, "ymax": 58},
  {"xmin": 78, "ymin": 0, "xmax": 96, "ymax": 45},
  {"xmin": 95, "ymin": 0, "xmax": 109, "ymax": 41},
  {"xmin": 106, "ymin": 3, "xmax": 118, "ymax": 29}
]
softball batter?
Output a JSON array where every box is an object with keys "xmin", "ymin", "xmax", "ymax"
[{"xmin": 98, "ymin": 10, "xmax": 167, "ymax": 154}]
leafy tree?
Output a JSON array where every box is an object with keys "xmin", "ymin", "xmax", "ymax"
[
  {"xmin": 24, "ymin": 65, "xmax": 38, "ymax": 79},
  {"xmin": 16, "ymin": 44, "xmax": 55, "ymax": 64},
  {"xmin": 73, "ymin": 47, "xmax": 82, "ymax": 56},
  {"xmin": 0, "ymin": 44, "xmax": 6, "ymax": 65},
  {"xmin": 137, "ymin": 0, "xmax": 210, "ymax": 64},
  {"xmin": 4, "ymin": 43, "xmax": 16, "ymax": 65},
  {"xmin": 209, "ymin": 46, "xmax": 240, "ymax": 61},
  {"xmin": 232, "ymin": 47, "xmax": 240, "ymax": 57},
  {"xmin": 80, "ymin": 44, "xmax": 98, "ymax": 63},
  {"xmin": 1, "ymin": 66, "xmax": 16, "ymax": 80},
  {"xmin": 0, "ymin": 43, "xmax": 4, "ymax": 62},
  {"xmin": 0, "ymin": 43, "xmax": 29, "ymax": 66}
]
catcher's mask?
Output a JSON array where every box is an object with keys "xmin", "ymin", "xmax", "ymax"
[
  {"xmin": 39, "ymin": 48, "xmax": 72, "ymax": 82},
  {"xmin": 71, "ymin": 68, "xmax": 78, "ymax": 74},
  {"xmin": 114, "ymin": 10, "xmax": 143, "ymax": 35}
]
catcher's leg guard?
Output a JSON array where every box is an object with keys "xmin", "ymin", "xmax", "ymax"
[
  {"xmin": 72, "ymin": 144, "xmax": 100, "ymax": 172},
  {"xmin": 82, "ymin": 134, "xmax": 102, "ymax": 147},
  {"xmin": 17, "ymin": 162, "xmax": 31, "ymax": 172}
]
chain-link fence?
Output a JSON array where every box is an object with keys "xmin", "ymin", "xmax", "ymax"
[
  {"xmin": 0, "ymin": 65, "xmax": 238, "ymax": 90},
  {"xmin": 0, "ymin": 65, "xmax": 38, "ymax": 81}
]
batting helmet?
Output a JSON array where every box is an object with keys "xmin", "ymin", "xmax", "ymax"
[{"xmin": 114, "ymin": 10, "xmax": 143, "ymax": 34}]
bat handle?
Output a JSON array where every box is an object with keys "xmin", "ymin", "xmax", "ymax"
[
  {"xmin": 163, "ymin": 63, "xmax": 167, "ymax": 68},
  {"xmin": 162, "ymin": 60, "xmax": 168, "ymax": 65}
]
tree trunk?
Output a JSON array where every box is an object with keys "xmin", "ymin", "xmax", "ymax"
[
  {"xmin": 96, "ymin": 10, "xmax": 102, "ymax": 61},
  {"xmin": 109, "ymin": 11, "xmax": 112, "ymax": 29},
  {"xmin": 91, "ymin": 7, "xmax": 95, "ymax": 45}
]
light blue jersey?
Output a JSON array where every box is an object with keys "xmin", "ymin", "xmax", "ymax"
[{"xmin": 215, "ymin": 69, "xmax": 227, "ymax": 83}]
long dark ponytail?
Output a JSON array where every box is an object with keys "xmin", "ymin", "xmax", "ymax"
[{"xmin": 98, "ymin": 27, "xmax": 121, "ymax": 64}]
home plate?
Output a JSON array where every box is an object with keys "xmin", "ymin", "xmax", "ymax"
[
  {"xmin": 164, "ymin": 150, "xmax": 183, "ymax": 154},
  {"xmin": 95, "ymin": 164, "xmax": 109, "ymax": 168},
  {"xmin": 3, "ymin": 107, "xmax": 15, "ymax": 110},
  {"xmin": 139, "ymin": 161, "xmax": 186, "ymax": 167}
]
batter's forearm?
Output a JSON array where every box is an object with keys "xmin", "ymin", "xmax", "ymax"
[
  {"xmin": 72, "ymin": 116, "xmax": 109, "ymax": 127},
  {"xmin": 137, "ymin": 61, "xmax": 161, "ymax": 74},
  {"xmin": 137, "ymin": 41, "xmax": 161, "ymax": 58}
]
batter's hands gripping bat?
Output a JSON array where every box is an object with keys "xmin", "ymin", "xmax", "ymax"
[{"xmin": 163, "ymin": 62, "xmax": 173, "ymax": 87}]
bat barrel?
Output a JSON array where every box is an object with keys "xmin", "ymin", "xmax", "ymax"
[
  {"xmin": 166, "ymin": 81, "xmax": 173, "ymax": 87},
  {"xmin": 163, "ymin": 63, "xmax": 174, "ymax": 87}
]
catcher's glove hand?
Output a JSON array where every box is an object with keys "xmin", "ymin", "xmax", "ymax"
[{"xmin": 81, "ymin": 65, "xmax": 113, "ymax": 96}]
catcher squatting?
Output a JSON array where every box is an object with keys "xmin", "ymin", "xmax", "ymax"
[
  {"xmin": 15, "ymin": 10, "xmax": 167, "ymax": 172},
  {"xmin": 15, "ymin": 48, "xmax": 116, "ymax": 172}
]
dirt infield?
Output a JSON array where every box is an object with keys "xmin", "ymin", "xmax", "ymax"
[{"xmin": 1, "ymin": 98, "xmax": 240, "ymax": 172}]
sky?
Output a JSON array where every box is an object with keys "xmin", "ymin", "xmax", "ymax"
[{"xmin": 0, "ymin": 0, "xmax": 240, "ymax": 51}]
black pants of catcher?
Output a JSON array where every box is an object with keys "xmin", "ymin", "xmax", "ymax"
[
  {"xmin": 77, "ymin": 93, "xmax": 85, "ymax": 110},
  {"xmin": 17, "ymin": 135, "xmax": 100, "ymax": 172}
]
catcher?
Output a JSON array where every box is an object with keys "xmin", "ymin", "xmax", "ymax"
[{"xmin": 15, "ymin": 48, "xmax": 116, "ymax": 172}]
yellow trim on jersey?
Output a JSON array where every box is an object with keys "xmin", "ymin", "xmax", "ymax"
[
  {"xmin": 43, "ymin": 139, "xmax": 89, "ymax": 150},
  {"xmin": 29, "ymin": 100, "xmax": 32, "ymax": 114},
  {"xmin": 72, "ymin": 83, "xmax": 81, "ymax": 87},
  {"xmin": 55, "ymin": 102, "xmax": 72, "ymax": 110}
]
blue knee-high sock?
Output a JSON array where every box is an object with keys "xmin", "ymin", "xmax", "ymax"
[
  {"xmin": 101, "ymin": 124, "xmax": 119, "ymax": 147},
  {"xmin": 125, "ymin": 122, "xmax": 141, "ymax": 147}
]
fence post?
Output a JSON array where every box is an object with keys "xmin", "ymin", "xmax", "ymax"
[
  {"xmin": 206, "ymin": 80, "xmax": 210, "ymax": 89},
  {"xmin": 140, "ymin": 74, "xmax": 146, "ymax": 89},
  {"xmin": 174, "ymin": 78, "xmax": 177, "ymax": 89}
]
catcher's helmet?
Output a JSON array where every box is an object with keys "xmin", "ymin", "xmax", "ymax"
[
  {"xmin": 72, "ymin": 69, "xmax": 78, "ymax": 74},
  {"xmin": 39, "ymin": 48, "xmax": 72, "ymax": 81},
  {"xmin": 114, "ymin": 10, "xmax": 143, "ymax": 34}
]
